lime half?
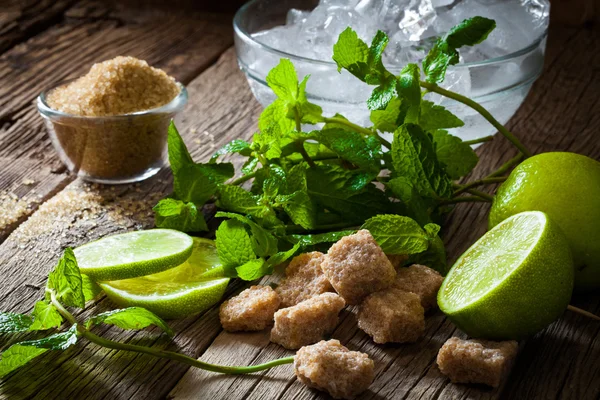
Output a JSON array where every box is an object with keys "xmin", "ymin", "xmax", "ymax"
[
  {"xmin": 438, "ymin": 211, "xmax": 573, "ymax": 340},
  {"xmin": 75, "ymin": 229, "xmax": 193, "ymax": 281},
  {"xmin": 100, "ymin": 238, "xmax": 229, "ymax": 319}
]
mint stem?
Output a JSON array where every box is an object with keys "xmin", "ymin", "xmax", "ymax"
[
  {"xmin": 322, "ymin": 116, "xmax": 392, "ymax": 149},
  {"xmin": 465, "ymin": 188, "xmax": 494, "ymax": 202},
  {"xmin": 419, "ymin": 81, "xmax": 532, "ymax": 158},
  {"xmin": 567, "ymin": 305, "xmax": 600, "ymax": 321},
  {"xmin": 453, "ymin": 177, "xmax": 506, "ymax": 196},
  {"xmin": 230, "ymin": 172, "xmax": 257, "ymax": 186},
  {"xmin": 295, "ymin": 109, "xmax": 317, "ymax": 168},
  {"xmin": 462, "ymin": 135, "xmax": 494, "ymax": 145},
  {"xmin": 49, "ymin": 291, "xmax": 294, "ymax": 375},
  {"xmin": 439, "ymin": 196, "xmax": 491, "ymax": 205},
  {"xmin": 488, "ymin": 153, "xmax": 525, "ymax": 178}
]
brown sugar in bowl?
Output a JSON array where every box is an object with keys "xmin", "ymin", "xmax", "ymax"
[{"xmin": 37, "ymin": 58, "xmax": 187, "ymax": 184}]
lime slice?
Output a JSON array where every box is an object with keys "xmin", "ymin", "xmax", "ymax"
[
  {"xmin": 99, "ymin": 238, "xmax": 229, "ymax": 319},
  {"xmin": 438, "ymin": 211, "xmax": 574, "ymax": 340},
  {"xmin": 75, "ymin": 229, "xmax": 194, "ymax": 281}
]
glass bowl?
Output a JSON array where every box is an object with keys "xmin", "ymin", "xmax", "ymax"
[
  {"xmin": 37, "ymin": 81, "xmax": 188, "ymax": 184},
  {"xmin": 234, "ymin": 0, "xmax": 548, "ymax": 143}
]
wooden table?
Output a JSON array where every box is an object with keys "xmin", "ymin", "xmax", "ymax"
[{"xmin": 1, "ymin": 1, "xmax": 599, "ymax": 399}]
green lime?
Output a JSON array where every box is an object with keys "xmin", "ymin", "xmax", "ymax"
[
  {"xmin": 439, "ymin": 211, "xmax": 573, "ymax": 340},
  {"xmin": 75, "ymin": 229, "xmax": 194, "ymax": 281},
  {"xmin": 99, "ymin": 237, "xmax": 229, "ymax": 319},
  {"xmin": 490, "ymin": 152, "xmax": 600, "ymax": 290}
]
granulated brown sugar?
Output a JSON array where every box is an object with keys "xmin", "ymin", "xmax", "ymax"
[
  {"xmin": 43, "ymin": 57, "xmax": 182, "ymax": 181},
  {"xmin": 0, "ymin": 191, "xmax": 37, "ymax": 234},
  {"xmin": 47, "ymin": 57, "xmax": 179, "ymax": 117},
  {"xmin": 13, "ymin": 182, "xmax": 164, "ymax": 244}
]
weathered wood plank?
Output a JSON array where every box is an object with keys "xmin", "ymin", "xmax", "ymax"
[
  {"xmin": 0, "ymin": 0, "xmax": 78, "ymax": 54},
  {"xmin": 0, "ymin": 47, "xmax": 261, "ymax": 399},
  {"xmin": 0, "ymin": 0, "xmax": 234, "ymax": 242},
  {"xmin": 168, "ymin": 25, "xmax": 600, "ymax": 400}
]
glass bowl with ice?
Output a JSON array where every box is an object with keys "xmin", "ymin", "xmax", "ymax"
[{"xmin": 233, "ymin": 0, "xmax": 549, "ymax": 143}]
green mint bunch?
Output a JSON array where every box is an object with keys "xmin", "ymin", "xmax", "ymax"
[{"xmin": 153, "ymin": 17, "xmax": 533, "ymax": 282}]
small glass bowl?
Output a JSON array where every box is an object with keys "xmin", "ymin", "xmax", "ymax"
[{"xmin": 37, "ymin": 81, "xmax": 188, "ymax": 184}]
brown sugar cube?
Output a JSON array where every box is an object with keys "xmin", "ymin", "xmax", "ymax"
[
  {"xmin": 294, "ymin": 339, "xmax": 375, "ymax": 400},
  {"xmin": 387, "ymin": 253, "xmax": 409, "ymax": 269},
  {"xmin": 219, "ymin": 285, "xmax": 280, "ymax": 332},
  {"xmin": 321, "ymin": 230, "xmax": 396, "ymax": 305},
  {"xmin": 393, "ymin": 264, "xmax": 444, "ymax": 311},
  {"xmin": 437, "ymin": 337, "xmax": 519, "ymax": 388},
  {"xmin": 275, "ymin": 251, "xmax": 333, "ymax": 308},
  {"xmin": 270, "ymin": 293, "xmax": 345, "ymax": 349},
  {"xmin": 357, "ymin": 288, "xmax": 425, "ymax": 344}
]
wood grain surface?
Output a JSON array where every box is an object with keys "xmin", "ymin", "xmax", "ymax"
[{"xmin": 0, "ymin": 1, "xmax": 598, "ymax": 399}]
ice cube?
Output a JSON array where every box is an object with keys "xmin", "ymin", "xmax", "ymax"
[
  {"xmin": 287, "ymin": 8, "xmax": 309, "ymax": 25},
  {"xmin": 384, "ymin": 0, "xmax": 437, "ymax": 41}
]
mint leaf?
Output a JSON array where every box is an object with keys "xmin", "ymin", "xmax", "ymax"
[
  {"xmin": 364, "ymin": 30, "xmax": 389, "ymax": 85},
  {"xmin": 278, "ymin": 190, "xmax": 316, "ymax": 230},
  {"xmin": 259, "ymin": 100, "xmax": 295, "ymax": 137},
  {"xmin": 81, "ymin": 274, "xmax": 102, "ymax": 302},
  {"xmin": 236, "ymin": 258, "xmax": 270, "ymax": 281},
  {"xmin": 323, "ymin": 113, "xmax": 353, "ymax": 131},
  {"xmin": 286, "ymin": 163, "xmax": 308, "ymax": 193},
  {"xmin": 153, "ymin": 198, "xmax": 208, "ymax": 232},
  {"xmin": 409, "ymin": 234, "xmax": 447, "ymax": 274},
  {"xmin": 361, "ymin": 215, "xmax": 431, "ymax": 255},
  {"xmin": 315, "ymin": 128, "xmax": 381, "ymax": 172},
  {"xmin": 332, "ymin": 27, "xmax": 369, "ymax": 77},
  {"xmin": 167, "ymin": 122, "xmax": 233, "ymax": 204},
  {"xmin": 215, "ymin": 219, "xmax": 256, "ymax": 277},
  {"xmin": 431, "ymin": 129, "xmax": 479, "ymax": 179},
  {"xmin": 0, "ymin": 313, "xmax": 33, "ymax": 334},
  {"xmin": 419, "ymin": 100, "xmax": 464, "ymax": 131},
  {"xmin": 29, "ymin": 301, "xmax": 62, "ymax": 331},
  {"xmin": 286, "ymin": 231, "xmax": 355, "ymax": 248},
  {"xmin": 253, "ymin": 128, "xmax": 284, "ymax": 159},
  {"xmin": 423, "ymin": 17, "xmax": 495, "ymax": 83},
  {"xmin": 217, "ymin": 185, "xmax": 271, "ymax": 220},
  {"xmin": 386, "ymin": 177, "xmax": 432, "ymax": 226},
  {"xmin": 397, "ymin": 64, "xmax": 422, "ymax": 123},
  {"xmin": 391, "ymin": 123, "xmax": 453, "ymax": 199},
  {"xmin": 85, "ymin": 307, "xmax": 173, "ymax": 337},
  {"xmin": 445, "ymin": 16, "xmax": 497, "ymax": 49},
  {"xmin": 47, "ymin": 248, "xmax": 85, "ymax": 308},
  {"xmin": 297, "ymin": 76, "xmax": 323, "ymax": 123},
  {"xmin": 0, "ymin": 345, "xmax": 47, "ymax": 378},
  {"xmin": 263, "ymin": 164, "xmax": 287, "ymax": 199},
  {"xmin": 370, "ymin": 97, "xmax": 405, "ymax": 132},
  {"xmin": 266, "ymin": 243, "xmax": 302, "ymax": 267},
  {"xmin": 242, "ymin": 157, "xmax": 260, "ymax": 175},
  {"xmin": 210, "ymin": 140, "xmax": 252, "ymax": 162},
  {"xmin": 266, "ymin": 58, "xmax": 299, "ymax": 101},
  {"xmin": 20, "ymin": 324, "xmax": 78, "ymax": 351},
  {"xmin": 1, "ymin": 324, "xmax": 78, "ymax": 377},
  {"xmin": 215, "ymin": 212, "xmax": 278, "ymax": 257},
  {"xmin": 367, "ymin": 75, "xmax": 396, "ymax": 111},
  {"xmin": 306, "ymin": 166, "xmax": 387, "ymax": 221}
]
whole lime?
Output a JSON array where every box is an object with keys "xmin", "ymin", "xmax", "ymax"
[{"xmin": 489, "ymin": 152, "xmax": 600, "ymax": 290}]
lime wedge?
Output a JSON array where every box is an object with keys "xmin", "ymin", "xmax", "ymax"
[
  {"xmin": 438, "ymin": 211, "xmax": 574, "ymax": 340},
  {"xmin": 75, "ymin": 229, "xmax": 194, "ymax": 281},
  {"xmin": 99, "ymin": 238, "xmax": 229, "ymax": 319}
]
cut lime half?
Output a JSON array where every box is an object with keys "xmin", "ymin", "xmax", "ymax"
[
  {"xmin": 100, "ymin": 237, "xmax": 229, "ymax": 319},
  {"xmin": 438, "ymin": 211, "xmax": 573, "ymax": 340},
  {"xmin": 75, "ymin": 229, "xmax": 194, "ymax": 281}
]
